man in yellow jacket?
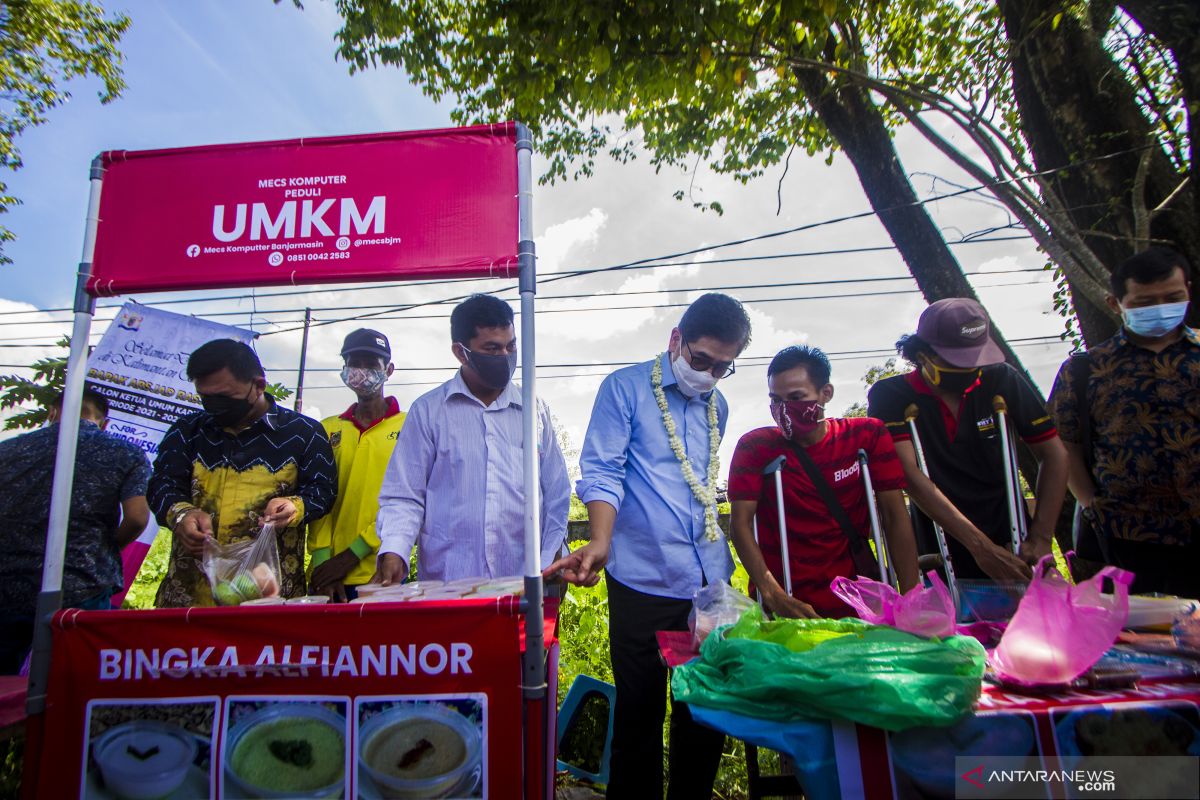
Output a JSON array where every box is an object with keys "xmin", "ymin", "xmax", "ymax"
[{"xmin": 309, "ymin": 329, "xmax": 405, "ymax": 601}]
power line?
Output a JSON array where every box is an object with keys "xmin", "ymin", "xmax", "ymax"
[
  {"xmin": 259, "ymin": 335, "xmax": 1068, "ymax": 374},
  {"xmin": 293, "ymin": 336, "xmax": 1070, "ymax": 390},
  {"xmin": 0, "ymin": 333, "xmax": 1070, "ymax": 375},
  {"xmin": 0, "ymin": 234, "xmax": 1036, "ymax": 324},
  {"xmin": 0, "ymin": 266, "xmax": 1053, "ymax": 342}
]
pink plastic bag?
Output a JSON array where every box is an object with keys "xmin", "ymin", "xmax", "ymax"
[
  {"xmin": 830, "ymin": 571, "xmax": 956, "ymax": 638},
  {"xmin": 990, "ymin": 555, "xmax": 1133, "ymax": 685}
]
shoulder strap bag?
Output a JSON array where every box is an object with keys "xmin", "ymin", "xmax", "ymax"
[{"xmin": 784, "ymin": 441, "xmax": 881, "ymax": 579}]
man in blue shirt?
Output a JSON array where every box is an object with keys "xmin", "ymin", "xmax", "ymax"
[{"xmin": 547, "ymin": 293, "xmax": 752, "ymax": 800}]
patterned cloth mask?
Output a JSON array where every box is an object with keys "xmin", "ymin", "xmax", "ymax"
[
  {"xmin": 340, "ymin": 366, "xmax": 387, "ymax": 396},
  {"xmin": 771, "ymin": 398, "xmax": 823, "ymax": 440}
]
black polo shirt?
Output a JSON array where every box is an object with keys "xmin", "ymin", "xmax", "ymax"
[{"xmin": 867, "ymin": 363, "xmax": 1057, "ymax": 578}]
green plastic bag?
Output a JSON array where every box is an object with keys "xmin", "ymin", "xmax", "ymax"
[{"xmin": 672, "ymin": 606, "xmax": 987, "ymax": 731}]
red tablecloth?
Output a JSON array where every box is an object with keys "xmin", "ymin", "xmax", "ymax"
[{"xmin": 0, "ymin": 676, "xmax": 26, "ymax": 731}]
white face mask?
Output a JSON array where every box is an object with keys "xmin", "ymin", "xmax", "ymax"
[{"xmin": 672, "ymin": 352, "xmax": 718, "ymax": 397}]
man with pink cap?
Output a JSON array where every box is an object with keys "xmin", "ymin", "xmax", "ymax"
[{"xmin": 868, "ymin": 298, "xmax": 1068, "ymax": 581}]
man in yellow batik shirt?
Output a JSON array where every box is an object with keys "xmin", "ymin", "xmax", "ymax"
[
  {"xmin": 149, "ymin": 340, "xmax": 336, "ymax": 607},
  {"xmin": 308, "ymin": 329, "xmax": 406, "ymax": 601}
]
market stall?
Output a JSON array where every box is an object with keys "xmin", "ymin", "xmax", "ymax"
[
  {"xmin": 663, "ymin": 567, "xmax": 1200, "ymax": 800},
  {"xmin": 24, "ymin": 122, "xmax": 554, "ymax": 799},
  {"xmin": 663, "ymin": 629, "xmax": 1200, "ymax": 799}
]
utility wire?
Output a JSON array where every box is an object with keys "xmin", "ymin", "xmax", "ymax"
[
  {"xmin": 0, "ymin": 234, "xmax": 1034, "ymax": 323},
  {"xmin": 0, "ymin": 267, "xmax": 1052, "ymax": 340}
]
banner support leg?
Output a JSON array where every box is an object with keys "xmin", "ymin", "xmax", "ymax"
[
  {"xmin": 514, "ymin": 123, "xmax": 548, "ymax": 800},
  {"xmin": 26, "ymin": 157, "xmax": 104, "ymax": 721}
]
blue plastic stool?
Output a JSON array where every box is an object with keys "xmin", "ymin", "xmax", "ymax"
[{"xmin": 556, "ymin": 674, "xmax": 616, "ymax": 785}]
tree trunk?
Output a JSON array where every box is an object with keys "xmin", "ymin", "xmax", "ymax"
[
  {"xmin": 790, "ymin": 64, "xmax": 1043, "ymax": 392},
  {"xmin": 999, "ymin": 0, "xmax": 1200, "ymax": 339},
  {"xmin": 1118, "ymin": 0, "xmax": 1200, "ymax": 267}
]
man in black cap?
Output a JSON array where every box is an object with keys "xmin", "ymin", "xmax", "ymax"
[
  {"xmin": 309, "ymin": 329, "xmax": 405, "ymax": 601},
  {"xmin": 868, "ymin": 298, "xmax": 1068, "ymax": 580}
]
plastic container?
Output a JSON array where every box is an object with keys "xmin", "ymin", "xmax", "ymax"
[
  {"xmin": 92, "ymin": 720, "xmax": 197, "ymax": 800},
  {"xmin": 1126, "ymin": 595, "xmax": 1194, "ymax": 631},
  {"xmin": 241, "ymin": 597, "xmax": 286, "ymax": 607},
  {"xmin": 441, "ymin": 577, "xmax": 486, "ymax": 592},
  {"xmin": 224, "ymin": 704, "xmax": 345, "ymax": 799},
  {"xmin": 287, "ymin": 595, "xmax": 330, "ymax": 606},
  {"xmin": 358, "ymin": 703, "xmax": 481, "ymax": 798},
  {"xmin": 957, "ymin": 580, "xmax": 1027, "ymax": 623}
]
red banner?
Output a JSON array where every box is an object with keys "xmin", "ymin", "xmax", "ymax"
[
  {"xmin": 32, "ymin": 598, "xmax": 548, "ymax": 798},
  {"xmin": 88, "ymin": 124, "xmax": 520, "ymax": 295}
]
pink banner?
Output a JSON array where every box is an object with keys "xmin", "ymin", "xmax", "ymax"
[{"xmin": 88, "ymin": 123, "xmax": 520, "ymax": 295}]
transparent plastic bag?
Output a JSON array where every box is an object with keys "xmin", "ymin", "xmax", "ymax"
[
  {"xmin": 689, "ymin": 582, "xmax": 755, "ymax": 647},
  {"xmin": 831, "ymin": 570, "xmax": 956, "ymax": 638},
  {"xmin": 200, "ymin": 522, "xmax": 283, "ymax": 606},
  {"xmin": 990, "ymin": 555, "xmax": 1133, "ymax": 685}
]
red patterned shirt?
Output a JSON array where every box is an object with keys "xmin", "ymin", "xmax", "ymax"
[{"xmin": 728, "ymin": 417, "xmax": 906, "ymax": 616}]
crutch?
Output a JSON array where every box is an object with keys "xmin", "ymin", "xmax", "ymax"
[
  {"xmin": 856, "ymin": 449, "xmax": 895, "ymax": 587},
  {"xmin": 762, "ymin": 455, "xmax": 792, "ymax": 596},
  {"xmin": 992, "ymin": 395, "xmax": 1028, "ymax": 554},
  {"xmin": 904, "ymin": 404, "xmax": 960, "ymax": 608},
  {"xmin": 750, "ymin": 513, "xmax": 764, "ymax": 610}
]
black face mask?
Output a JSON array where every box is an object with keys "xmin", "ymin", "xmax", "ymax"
[
  {"xmin": 462, "ymin": 347, "xmax": 518, "ymax": 390},
  {"xmin": 201, "ymin": 387, "xmax": 256, "ymax": 428},
  {"xmin": 921, "ymin": 360, "xmax": 981, "ymax": 395}
]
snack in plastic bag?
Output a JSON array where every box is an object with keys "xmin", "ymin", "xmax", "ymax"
[
  {"xmin": 990, "ymin": 555, "xmax": 1132, "ymax": 685},
  {"xmin": 830, "ymin": 570, "xmax": 956, "ymax": 638},
  {"xmin": 201, "ymin": 522, "xmax": 283, "ymax": 606},
  {"xmin": 689, "ymin": 582, "xmax": 755, "ymax": 646},
  {"xmin": 673, "ymin": 604, "xmax": 987, "ymax": 731}
]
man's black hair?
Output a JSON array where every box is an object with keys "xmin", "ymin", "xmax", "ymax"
[
  {"xmin": 896, "ymin": 333, "xmax": 933, "ymax": 364},
  {"xmin": 50, "ymin": 388, "xmax": 109, "ymax": 417},
  {"xmin": 1110, "ymin": 246, "xmax": 1192, "ymax": 298},
  {"xmin": 678, "ymin": 293, "xmax": 753, "ymax": 353},
  {"xmin": 450, "ymin": 294, "xmax": 514, "ymax": 344},
  {"xmin": 767, "ymin": 345, "xmax": 832, "ymax": 387},
  {"xmin": 186, "ymin": 339, "xmax": 265, "ymax": 382}
]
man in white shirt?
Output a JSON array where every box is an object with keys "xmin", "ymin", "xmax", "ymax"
[{"xmin": 373, "ymin": 294, "xmax": 571, "ymax": 583}]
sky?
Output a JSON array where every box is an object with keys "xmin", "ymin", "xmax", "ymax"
[{"xmin": 0, "ymin": 1, "xmax": 1076, "ymax": 466}]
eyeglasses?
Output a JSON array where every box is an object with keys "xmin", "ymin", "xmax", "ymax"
[{"xmin": 684, "ymin": 340, "xmax": 736, "ymax": 379}]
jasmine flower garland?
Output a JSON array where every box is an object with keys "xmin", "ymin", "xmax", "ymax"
[{"xmin": 652, "ymin": 353, "xmax": 723, "ymax": 542}]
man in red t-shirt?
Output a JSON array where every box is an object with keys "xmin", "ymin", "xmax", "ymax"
[{"xmin": 729, "ymin": 345, "xmax": 919, "ymax": 618}]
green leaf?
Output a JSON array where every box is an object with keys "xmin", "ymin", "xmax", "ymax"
[{"xmin": 589, "ymin": 45, "xmax": 611, "ymax": 74}]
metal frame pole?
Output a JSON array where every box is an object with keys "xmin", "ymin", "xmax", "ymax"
[
  {"xmin": 762, "ymin": 456, "xmax": 791, "ymax": 596},
  {"xmin": 26, "ymin": 156, "xmax": 105, "ymax": 717},
  {"xmin": 515, "ymin": 123, "xmax": 547, "ymax": 800},
  {"xmin": 904, "ymin": 404, "xmax": 959, "ymax": 608},
  {"xmin": 857, "ymin": 449, "xmax": 893, "ymax": 586},
  {"xmin": 992, "ymin": 395, "xmax": 1026, "ymax": 553}
]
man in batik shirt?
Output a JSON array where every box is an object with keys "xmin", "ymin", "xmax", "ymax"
[
  {"xmin": 149, "ymin": 339, "xmax": 336, "ymax": 607},
  {"xmin": 1049, "ymin": 247, "xmax": 1199, "ymax": 595}
]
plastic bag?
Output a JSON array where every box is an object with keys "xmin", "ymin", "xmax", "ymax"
[
  {"xmin": 990, "ymin": 555, "xmax": 1132, "ymax": 686},
  {"xmin": 830, "ymin": 571, "xmax": 956, "ymax": 638},
  {"xmin": 688, "ymin": 582, "xmax": 755, "ymax": 647},
  {"xmin": 200, "ymin": 523, "xmax": 283, "ymax": 606},
  {"xmin": 672, "ymin": 605, "xmax": 987, "ymax": 731},
  {"xmin": 1173, "ymin": 604, "xmax": 1200, "ymax": 652}
]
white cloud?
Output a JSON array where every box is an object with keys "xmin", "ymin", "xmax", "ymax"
[{"xmin": 537, "ymin": 208, "xmax": 607, "ymax": 274}]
